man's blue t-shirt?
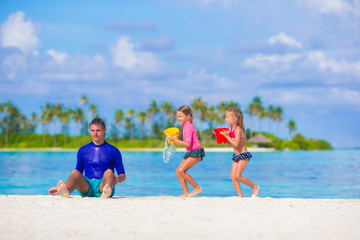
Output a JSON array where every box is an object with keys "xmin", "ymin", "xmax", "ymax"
[{"xmin": 75, "ymin": 141, "xmax": 125, "ymax": 179}]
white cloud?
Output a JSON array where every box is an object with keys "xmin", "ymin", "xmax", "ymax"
[
  {"xmin": 307, "ymin": 51, "xmax": 360, "ymax": 76},
  {"xmin": 243, "ymin": 43, "xmax": 360, "ymax": 78},
  {"xmin": 94, "ymin": 54, "xmax": 105, "ymax": 63},
  {"xmin": 300, "ymin": 0, "xmax": 358, "ymax": 17},
  {"xmin": 3, "ymin": 53, "xmax": 27, "ymax": 80},
  {"xmin": 110, "ymin": 36, "xmax": 164, "ymax": 75},
  {"xmin": 268, "ymin": 32, "xmax": 302, "ymax": 48},
  {"xmin": 139, "ymin": 36, "xmax": 175, "ymax": 51},
  {"xmin": 1, "ymin": 11, "xmax": 40, "ymax": 53},
  {"xmin": 46, "ymin": 49, "xmax": 68, "ymax": 64},
  {"xmin": 185, "ymin": 68, "xmax": 230, "ymax": 89},
  {"xmin": 243, "ymin": 53, "xmax": 302, "ymax": 71},
  {"xmin": 317, "ymin": 0, "xmax": 355, "ymax": 16},
  {"xmin": 270, "ymin": 87, "xmax": 360, "ymax": 107},
  {"xmin": 330, "ymin": 87, "xmax": 360, "ymax": 105},
  {"xmin": 110, "ymin": 37, "xmax": 138, "ymax": 70}
]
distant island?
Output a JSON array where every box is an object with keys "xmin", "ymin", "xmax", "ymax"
[{"xmin": 0, "ymin": 96, "xmax": 332, "ymax": 150}]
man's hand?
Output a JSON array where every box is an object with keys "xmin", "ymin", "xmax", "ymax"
[
  {"xmin": 117, "ymin": 174, "xmax": 126, "ymax": 183},
  {"xmin": 113, "ymin": 174, "xmax": 118, "ymax": 186}
]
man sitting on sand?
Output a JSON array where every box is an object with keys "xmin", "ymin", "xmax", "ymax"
[{"xmin": 48, "ymin": 118, "xmax": 126, "ymax": 198}]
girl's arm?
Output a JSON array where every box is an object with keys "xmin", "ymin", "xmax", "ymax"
[
  {"xmin": 170, "ymin": 137, "xmax": 191, "ymax": 148},
  {"xmin": 221, "ymin": 128, "xmax": 241, "ymax": 148},
  {"xmin": 168, "ymin": 128, "xmax": 191, "ymax": 148}
]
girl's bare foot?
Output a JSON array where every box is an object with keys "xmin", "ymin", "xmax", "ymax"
[
  {"xmin": 252, "ymin": 185, "xmax": 260, "ymax": 198},
  {"xmin": 100, "ymin": 184, "xmax": 112, "ymax": 198},
  {"xmin": 57, "ymin": 180, "xmax": 70, "ymax": 198},
  {"xmin": 189, "ymin": 187, "xmax": 202, "ymax": 197},
  {"xmin": 178, "ymin": 193, "xmax": 190, "ymax": 197}
]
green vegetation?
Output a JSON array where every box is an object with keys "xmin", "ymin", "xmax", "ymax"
[
  {"xmin": 0, "ymin": 96, "xmax": 332, "ymax": 150},
  {"xmin": 249, "ymin": 132, "xmax": 332, "ymax": 150}
]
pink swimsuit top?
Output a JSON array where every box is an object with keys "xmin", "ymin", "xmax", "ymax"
[{"xmin": 230, "ymin": 125, "xmax": 246, "ymax": 140}]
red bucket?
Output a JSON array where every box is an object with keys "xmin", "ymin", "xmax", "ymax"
[{"xmin": 213, "ymin": 128, "xmax": 229, "ymax": 144}]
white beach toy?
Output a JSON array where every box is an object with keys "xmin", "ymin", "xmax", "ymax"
[
  {"xmin": 162, "ymin": 137, "xmax": 176, "ymax": 163},
  {"xmin": 162, "ymin": 127, "xmax": 179, "ymax": 163}
]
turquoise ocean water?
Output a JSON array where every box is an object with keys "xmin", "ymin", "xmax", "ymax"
[{"xmin": 0, "ymin": 149, "xmax": 359, "ymax": 198}]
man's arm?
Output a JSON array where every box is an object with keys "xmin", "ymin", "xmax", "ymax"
[
  {"xmin": 113, "ymin": 148, "xmax": 126, "ymax": 183},
  {"xmin": 117, "ymin": 174, "xmax": 126, "ymax": 183}
]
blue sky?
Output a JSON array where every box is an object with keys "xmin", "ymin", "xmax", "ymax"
[{"xmin": 0, "ymin": 0, "xmax": 359, "ymax": 148}]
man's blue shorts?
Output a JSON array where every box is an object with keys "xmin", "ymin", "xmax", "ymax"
[{"xmin": 78, "ymin": 176, "xmax": 115, "ymax": 198}]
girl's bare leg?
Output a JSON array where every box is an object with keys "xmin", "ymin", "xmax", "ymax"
[
  {"xmin": 230, "ymin": 161, "xmax": 243, "ymax": 197},
  {"xmin": 176, "ymin": 160, "xmax": 190, "ymax": 196},
  {"xmin": 177, "ymin": 157, "xmax": 202, "ymax": 197},
  {"xmin": 233, "ymin": 160, "xmax": 259, "ymax": 197}
]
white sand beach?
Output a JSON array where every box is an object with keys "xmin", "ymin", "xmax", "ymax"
[{"xmin": 1, "ymin": 195, "xmax": 359, "ymax": 240}]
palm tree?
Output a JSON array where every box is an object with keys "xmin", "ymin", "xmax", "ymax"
[
  {"xmin": 287, "ymin": 120, "xmax": 296, "ymax": 139},
  {"xmin": 40, "ymin": 103, "xmax": 53, "ymax": 145},
  {"xmin": 191, "ymin": 97, "xmax": 205, "ymax": 122},
  {"xmin": 207, "ymin": 105, "xmax": 221, "ymax": 130},
  {"xmin": 79, "ymin": 95, "xmax": 88, "ymax": 135},
  {"xmin": 19, "ymin": 114, "xmax": 30, "ymax": 133},
  {"xmin": 74, "ymin": 108, "xmax": 85, "ymax": 135},
  {"xmin": 114, "ymin": 109, "xmax": 124, "ymax": 140},
  {"xmin": 267, "ymin": 105, "xmax": 276, "ymax": 133},
  {"xmin": 124, "ymin": 117, "xmax": 134, "ymax": 140},
  {"xmin": 28, "ymin": 113, "xmax": 38, "ymax": 133},
  {"xmin": 137, "ymin": 111, "xmax": 147, "ymax": 140},
  {"xmin": 147, "ymin": 100, "xmax": 159, "ymax": 137},
  {"xmin": 247, "ymin": 96, "xmax": 263, "ymax": 136},
  {"xmin": 161, "ymin": 101, "xmax": 173, "ymax": 128},
  {"xmin": 191, "ymin": 97, "xmax": 207, "ymax": 140},
  {"xmin": 169, "ymin": 108, "xmax": 177, "ymax": 126},
  {"xmin": 2, "ymin": 102, "xmax": 11, "ymax": 145},
  {"xmin": 90, "ymin": 104, "xmax": 98, "ymax": 120},
  {"xmin": 60, "ymin": 108, "xmax": 74, "ymax": 145},
  {"xmin": 217, "ymin": 101, "xmax": 239, "ymax": 121},
  {"xmin": 218, "ymin": 101, "xmax": 228, "ymax": 120},
  {"xmin": 127, "ymin": 109, "xmax": 135, "ymax": 140},
  {"xmin": 246, "ymin": 103, "xmax": 256, "ymax": 137},
  {"xmin": 274, "ymin": 106, "xmax": 283, "ymax": 137},
  {"xmin": 52, "ymin": 103, "xmax": 63, "ymax": 147},
  {"xmin": 257, "ymin": 106, "xmax": 266, "ymax": 132}
]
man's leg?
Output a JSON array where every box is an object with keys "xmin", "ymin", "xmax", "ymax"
[
  {"xmin": 100, "ymin": 169, "xmax": 115, "ymax": 198},
  {"xmin": 60, "ymin": 169, "xmax": 89, "ymax": 197}
]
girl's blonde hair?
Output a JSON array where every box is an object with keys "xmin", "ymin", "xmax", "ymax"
[
  {"xmin": 227, "ymin": 107, "xmax": 245, "ymax": 132},
  {"xmin": 177, "ymin": 105, "xmax": 194, "ymax": 123}
]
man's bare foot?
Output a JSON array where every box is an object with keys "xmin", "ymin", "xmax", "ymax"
[
  {"xmin": 189, "ymin": 187, "xmax": 202, "ymax": 197},
  {"xmin": 57, "ymin": 180, "xmax": 70, "ymax": 198},
  {"xmin": 100, "ymin": 184, "xmax": 112, "ymax": 198},
  {"xmin": 252, "ymin": 185, "xmax": 260, "ymax": 198}
]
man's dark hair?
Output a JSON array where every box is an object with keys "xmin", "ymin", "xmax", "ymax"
[{"xmin": 89, "ymin": 118, "xmax": 106, "ymax": 129}]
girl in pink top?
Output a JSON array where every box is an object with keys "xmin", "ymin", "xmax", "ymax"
[
  {"xmin": 220, "ymin": 107, "xmax": 259, "ymax": 198},
  {"xmin": 168, "ymin": 105, "xmax": 205, "ymax": 197}
]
